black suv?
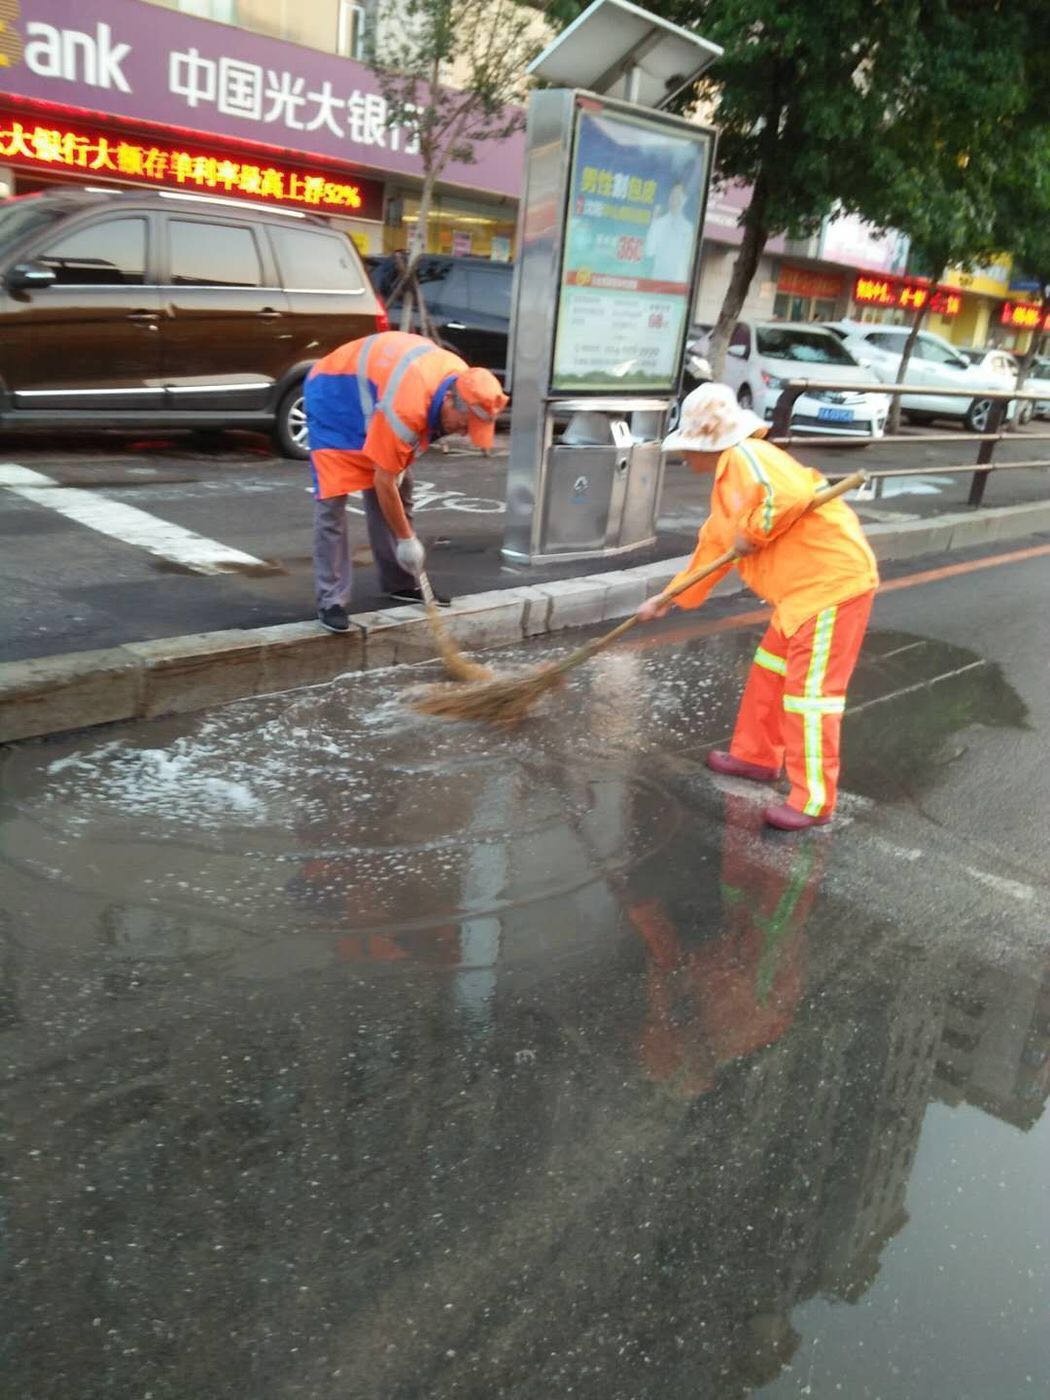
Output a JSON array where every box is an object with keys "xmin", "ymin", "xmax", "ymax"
[{"xmin": 368, "ymin": 254, "xmax": 513, "ymax": 386}]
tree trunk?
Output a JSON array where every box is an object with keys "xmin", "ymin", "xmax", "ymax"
[
  {"xmin": 1008, "ymin": 297, "xmax": 1049, "ymax": 430},
  {"xmin": 707, "ymin": 176, "xmax": 770, "ymax": 380},
  {"xmin": 886, "ymin": 261, "xmax": 946, "ymax": 435},
  {"xmin": 398, "ymin": 171, "xmax": 435, "ymax": 332}
]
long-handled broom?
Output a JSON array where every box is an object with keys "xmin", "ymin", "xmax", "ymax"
[
  {"xmin": 411, "ymin": 471, "xmax": 867, "ymax": 726},
  {"xmin": 418, "ymin": 569, "xmax": 494, "ymax": 682}
]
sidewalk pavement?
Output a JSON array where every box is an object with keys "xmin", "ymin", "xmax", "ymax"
[{"xmin": 2, "ymin": 433, "xmax": 1050, "ymax": 743}]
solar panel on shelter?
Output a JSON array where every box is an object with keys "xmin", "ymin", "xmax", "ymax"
[{"xmin": 527, "ymin": 0, "xmax": 722, "ymax": 110}]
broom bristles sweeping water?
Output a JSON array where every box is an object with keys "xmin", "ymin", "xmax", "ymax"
[
  {"xmin": 411, "ymin": 470, "xmax": 867, "ymax": 726},
  {"xmin": 418, "ymin": 569, "xmax": 493, "ymax": 683}
]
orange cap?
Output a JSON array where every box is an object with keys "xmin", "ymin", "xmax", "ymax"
[{"xmin": 456, "ymin": 367, "xmax": 509, "ymax": 451}]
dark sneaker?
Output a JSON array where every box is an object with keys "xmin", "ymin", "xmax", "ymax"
[
  {"xmin": 388, "ymin": 586, "xmax": 452, "ymax": 607},
  {"xmin": 318, "ymin": 604, "xmax": 350, "ymax": 633},
  {"xmin": 706, "ymin": 749, "xmax": 781, "ymax": 782},
  {"xmin": 764, "ymin": 802, "xmax": 832, "ymax": 831}
]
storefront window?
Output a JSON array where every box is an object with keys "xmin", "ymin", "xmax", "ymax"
[
  {"xmin": 336, "ymin": 1, "xmax": 368, "ymax": 58},
  {"xmin": 773, "ymin": 292, "xmax": 839, "ymax": 323},
  {"xmin": 385, "ymin": 191, "xmax": 517, "ymax": 261}
]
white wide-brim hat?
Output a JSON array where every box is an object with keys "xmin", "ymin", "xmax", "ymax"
[{"xmin": 663, "ymin": 381, "xmax": 767, "ymax": 454}]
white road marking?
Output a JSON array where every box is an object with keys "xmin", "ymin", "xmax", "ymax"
[
  {"xmin": 965, "ymin": 868, "xmax": 1036, "ymax": 903},
  {"xmin": 0, "ymin": 464, "xmax": 270, "ymax": 575}
]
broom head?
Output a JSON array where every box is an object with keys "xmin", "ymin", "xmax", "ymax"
[{"xmin": 410, "ymin": 663, "xmax": 565, "ymax": 727}]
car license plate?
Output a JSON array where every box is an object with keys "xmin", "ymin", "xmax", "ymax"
[{"xmin": 817, "ymin": 406, "xmax": 855, "ymax": 422}]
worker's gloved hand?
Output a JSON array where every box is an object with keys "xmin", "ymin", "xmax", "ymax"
[
  {"xmin": 395, "ymin": 535, "xmax": 426, "ymax": 576},
  {"xmin": 637, "ymin": 596, "xmax": 673, "ymax": 623}
]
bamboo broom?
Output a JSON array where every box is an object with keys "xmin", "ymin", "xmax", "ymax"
[
  {"xmin": 418, "ymin": 568, "xmax": 494, "ymax": 682},
  {"xmin": 411, "ymin": 471, "xmax": 868, "ymax": 727}
]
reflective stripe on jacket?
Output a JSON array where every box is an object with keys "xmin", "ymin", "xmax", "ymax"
[
  {"xmin": 669, "ymin": 435, "xmax": 879, "ymax": 637},
  {"xmin": 305, "ymin": 331, "xmax": 468, "ymax": 498}
]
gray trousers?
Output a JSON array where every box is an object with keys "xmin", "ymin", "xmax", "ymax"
[{"xmin": 313, "ymin": 471, "xmax": 416, "ymax": 610}]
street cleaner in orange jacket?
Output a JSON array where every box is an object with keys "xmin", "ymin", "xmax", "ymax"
[
  {"xmin": 637, "ymin": 382, "xmax": 879, "ymax": 831},
  {"xmin": 305, "ymin": 331, "xmax": 508, "ymax": 632}
]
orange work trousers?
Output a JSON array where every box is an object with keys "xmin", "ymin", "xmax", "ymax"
[{"xmin": 729, "ymin": 590, "xmax": 875, "ymax": 818}]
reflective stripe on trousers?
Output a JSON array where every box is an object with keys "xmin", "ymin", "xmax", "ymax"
[
  {"xmin": 784, "ymin": 605, "xmax": 840, "ymax": 816},
  {"xmin": 727, "ymin": 591, "xmax": 874, "ymax": 818}
]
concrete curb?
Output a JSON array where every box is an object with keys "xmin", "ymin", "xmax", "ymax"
[{"xmin": 3, "ymin": 498, "xmax": 1049, "ymax": 745}]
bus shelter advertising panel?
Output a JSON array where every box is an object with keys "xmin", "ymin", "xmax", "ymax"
[{"xmin": 552, "ymin": 100, "xmax": 711, "ymax": 393}]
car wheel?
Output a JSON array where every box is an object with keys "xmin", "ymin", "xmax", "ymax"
[
  {"xmin": 1017, "ymin": 401, "xmax": 1033, "ymax": 426},
  {"xmin": 737, "ymin": 385, "xmax": 754, "ymax": 410},
  {"xmin": 964, "ymin": 397, "xmax": 994, "ymax": 433},
  {"xmin": 274, "ymin": 382, "xmax": 309, "ymax": 460}
]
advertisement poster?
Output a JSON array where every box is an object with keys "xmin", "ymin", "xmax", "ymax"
[{"xmin": 552, "ymin": 102, "xmax": 710, "ymax": 392}]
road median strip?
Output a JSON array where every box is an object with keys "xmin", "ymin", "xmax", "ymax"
[{"xmin": 3, "ymin": 498, "xmax": 1050, "ymax": 745}]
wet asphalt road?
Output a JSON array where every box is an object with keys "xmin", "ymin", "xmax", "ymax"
[
  {"xmin": 2, "ymin": 423, "xmax": 1049, "ymax": 661},
  {"xmin": 2, "ymin": 545, "xmax": 1049, "ymax": 1398}
]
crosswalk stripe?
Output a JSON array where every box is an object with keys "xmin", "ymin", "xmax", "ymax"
[{"xmin": 0, "ymin": 464, "xmax": 270, "ymax": 576}]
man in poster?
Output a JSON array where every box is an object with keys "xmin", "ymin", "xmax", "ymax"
[{"xmin": 644, "ymin": 180, "xmax": 694, "ymax": 284}]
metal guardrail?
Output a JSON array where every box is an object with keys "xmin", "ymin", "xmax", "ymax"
[{"xmin": 767, "ymin": 380, "xmax": 1050, "ymax": 507}]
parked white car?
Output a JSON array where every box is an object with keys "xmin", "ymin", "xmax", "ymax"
[
  {"xmin": 824, "ymin": 321, "xmax": 1015, "ymax": 432},
  {"xmin": 957, "ymin": 346, "xmax": 1023, "ymax": 419},
  {"xmin": 701, "ymin": 321, "xmax": 890, "ymax": 440},
  {"xmin": 1026, "ymin": 355, "xmax": 1050, "ymax": 420},
  {"xmin": 961, "ymin": 348, "xmax": 1050, "ymax": 424}
]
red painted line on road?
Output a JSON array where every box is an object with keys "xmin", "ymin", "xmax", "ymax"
[
  {"xmin": 622, "ymin": 540, "xmax": 1050, "ymax": 653},
  {"xmin": 876, "ymin": 540, "xmax": 1050, "ymax": 592}
]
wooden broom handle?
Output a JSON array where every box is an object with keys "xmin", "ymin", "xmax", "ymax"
[{"xmin": 545, "ymin": 471, "xmax": 868, "ymax": 674}]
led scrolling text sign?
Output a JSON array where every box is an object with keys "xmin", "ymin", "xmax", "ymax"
[
  {"xmin": 1000, "ymin": 301, "xmax": 1050, "ymax": 332},
  {"xmin": 854, "ymin": 274, "xmax": 962, "ymax": 318},
  {"xmin": 0, "ymin": 110, "xmax": 382, "ymax": 218}
]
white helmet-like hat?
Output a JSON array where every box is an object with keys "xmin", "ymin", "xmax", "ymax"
[{"xmin": 662, "ymin": 381, "xmax": 767, "ymax": 454}]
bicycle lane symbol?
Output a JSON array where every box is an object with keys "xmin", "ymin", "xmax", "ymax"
[{"xmin": 345, "ymin": 479, "xmax": 505, "ymax": 516}]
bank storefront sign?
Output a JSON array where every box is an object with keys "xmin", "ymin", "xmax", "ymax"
[{"xmin": 0, "ymin": 0, "xmax": 523, "ymax": 196}]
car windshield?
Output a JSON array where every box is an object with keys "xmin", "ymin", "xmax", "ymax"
[
  {"xmin": 755, "ymin": 326, "xmax": 858, "ymax": 365},
  {"xmin": 0, "ymin": 197, "xmax": 64, "ymax": 255}
]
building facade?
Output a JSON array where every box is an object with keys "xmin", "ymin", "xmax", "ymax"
[{"xmin": 0, "ymin": 0, "xmax": 524, "ymax": 259}]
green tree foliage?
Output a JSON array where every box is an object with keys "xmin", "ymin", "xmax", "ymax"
[
  {"xmin": 550, "ymin": 1, "xmax": 1048, "ymax": 394},
  {"xmin": 366, "ymin": 0, "xmax": 540, "ymax": 328},
  {"xmin": 988, "ymin": 127, "xmax": 1050, "ymax": 415},
  {"xmin": 858, "ymin": 2, "xmax": 1044, "ymax": 429}
]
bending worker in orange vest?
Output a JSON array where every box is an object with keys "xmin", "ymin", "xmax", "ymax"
[
  {"xmin": 637, "ymin": 382, "xmax": 879, "ymax": 831},
  {"xmin": 305, "ymin": 331, "xmax": 508, "ymax": 632}
]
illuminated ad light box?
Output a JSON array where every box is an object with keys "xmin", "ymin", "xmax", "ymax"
[{"xmin": 551, "ymin": 97, "xmax": 712, "ymax": 393}]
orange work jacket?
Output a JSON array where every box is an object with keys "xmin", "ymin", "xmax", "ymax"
[
  {"xmin": 668, "ymin": 435, "xmax": 879, "ymax": 637},
  {"xmin": 305, "ymin": 331, "xmax": 470, "ymax": 498}
]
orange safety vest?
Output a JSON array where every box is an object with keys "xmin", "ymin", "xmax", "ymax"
[
  {"xmin": 305, "ymin": 331, "xmax": 470, "ymax": 499},
  {"xmin": 668, "ymin": 436, "xmax": 879, "ymax": 637}
]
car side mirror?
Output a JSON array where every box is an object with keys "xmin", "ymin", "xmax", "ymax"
[
  {"xmin": 727, "ymin": 343, "xmax": 747, "ymax": 359},
  {"xmin": 857, "ymin": 356, "xmax": 874, "ymax": 369},
  {"xmin": 6, "ymin": 261, "xmax": 57, "ymax": 291}
]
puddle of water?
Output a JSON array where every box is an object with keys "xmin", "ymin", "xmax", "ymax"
[{"xmin": 1, "ymin": 619, "xmax": 1047, "ymax": 1398}]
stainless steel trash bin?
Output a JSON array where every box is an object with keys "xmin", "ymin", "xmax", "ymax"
[{"xmin": 505, "ymin": 399, "xmax": 668, "ymax": 563}]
